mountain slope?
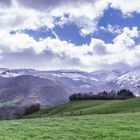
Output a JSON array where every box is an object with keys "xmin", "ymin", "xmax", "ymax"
[
  {"xmin": 0, "ymin": 75, "xmax": 69, "ymax": 106},
  {"xmin": 115, "ymin": 67, "xmax": 140, "ymax": 95},
  {"xmin": 0, "ymin": 67, "xmax": 140, "ymax": 98},
  {"xmin": 24, "ymin": 98, "xmax": 140, "ymax": 118},
  {"xmin": 0, "ymin": 68, "xmax": 139, "ymax": 119}
]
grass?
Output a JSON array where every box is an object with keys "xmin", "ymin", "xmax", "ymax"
[
  {"xmin": 1, "ymin": 99, "xmax": 140, "ymax": 140},
  {"xmin": 25, "ymin": 98, "xmax": 140, "ymax": 118},
  {"xmin": 0, "ymin": 112, "xmax": 140, "ymax": 140}
]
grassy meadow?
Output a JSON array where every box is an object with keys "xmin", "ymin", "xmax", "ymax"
[
  {"xmin": 0, "ymin": 113, "xmax": 140, "ymax": 140},
  {"xmin": 1, "ymin": 99, "xmax": 140, "ymax": 140},
  {"xmin": 25, "ymin": 98, "xmax": 140, "ymax": 118}
]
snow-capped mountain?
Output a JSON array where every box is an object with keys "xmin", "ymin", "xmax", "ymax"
[
  {"xmin": 0, "ymin": 67, "xmax": 139, "ymax": 98},
  {"xmin": 115, "ymin": 67, "xmax": 140, "ymax": 96},
  {"xmin": 0, "ymin": 69, "xmax": 39, "ymax": 77},
  {"xmin": 0, "ymin": 67, "xmax": 140, "ymax": 119}
]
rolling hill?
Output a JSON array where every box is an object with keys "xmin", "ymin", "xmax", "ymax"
[
  {"xmin": 1, "ymin": 97, "xmax": 140, "ymax": 139},
  {"xmin": 0, "ymin": 75, "xmax": 69, "ymax": 106},
  {"xmin": 24, "ymin": 98, "xmax": 140, "ymax": 118},
  {"xmin": 0, "ymin": 75, "xmax": 69, "ymax": 119}
]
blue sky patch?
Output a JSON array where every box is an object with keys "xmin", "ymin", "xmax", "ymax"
[
  {"xmin": 20, "ymin": 6, "xmax": 140, "ymax": 45},
  {"xmin": 99, "ymin": 7, "xmax": 140, "ymax": 28}
]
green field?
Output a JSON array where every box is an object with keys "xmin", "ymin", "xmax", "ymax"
[
  {"xmin": 1, "ymin": 99, "xmax": 140, "ymax": 140},
  {"xmin": 25, "ymin": 98, "xmax": 140, "ymax": 118},
  {"xmin": 0, "ymin": 113, "xmax": 140, "ymax": 140}
]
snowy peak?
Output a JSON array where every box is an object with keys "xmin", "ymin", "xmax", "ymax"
[
  {"xmin": 115, "ymin": 67, "xmax": 140, "ymax": 90},
  {"xmin": 0, "ymin": 69, "xmax": 39, "ymax": 77},
  {"xmin": 47, "ymin": 70, "xmax": 98, "ymax": 82},
  {"xmin": 0, "ymin": 68, "xmax": 140, "ymax": 95},
  {"xmin": 90, "ymin": 70, "xmax": 120, "ymax": 82}
]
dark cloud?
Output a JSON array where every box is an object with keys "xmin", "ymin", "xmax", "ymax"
[
  {"xmin": 0, "ymin": 48, "xmax": 82, "ymax": 70},
  {"xmin": 98, "ymin": 61, "xmax": 132, "ymax": 71},
  {"xmin": 0, "ymin": 0, "xmax": 12, "ymax": 7},
  {"xmin": 17, "ymin": 0, "xmax": 97, "ymax": 11},
  {"xmin": 17, "ymin": 0, "xmax": 69, "ymax": 10},
  {"xmin": 0, "ymin": 49, "xmax": 54, "ymax": 69},
  {"xmin": 93, "ymin": 44, "xmax": 108, "ymax": 55}
]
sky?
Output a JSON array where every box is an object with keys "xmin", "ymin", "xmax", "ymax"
[{"xmin": 0, "ymin": 0, "xmax": 140, "ymax": 71}]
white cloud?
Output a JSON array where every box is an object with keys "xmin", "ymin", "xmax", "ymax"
[
  {"xmin": 0, "ymin": 0, "xmax": 140, "ymax": 71},
  {"xmin": 0, "ymin": 0, "xmax": 110, "ymax": 36},
  {"xmin": 113, "ymin": 27, "xmax": 139, "ymax": 50},
  {"xmin": 100, "ymin": 24, "xmax": 122, "ymax": 34},
  {"xmin": 110, "ymin": 0, "xmax": 140, "ymax": 15},
  {"xmin": 0, "ymin": 27, "xmax": 139, "ymax": 71},
  {"xmin": 0, "ymin": 0, "xmax": 140, "ymax": 34}
]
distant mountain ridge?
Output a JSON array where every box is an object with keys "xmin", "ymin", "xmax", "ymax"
[
  {"xmin": 0, "ymin": 67, "xmax": 139, "ymax": 107},
  {"xmin": 0, "ymin": 75, "xmax": 69, "ymax": 106}
]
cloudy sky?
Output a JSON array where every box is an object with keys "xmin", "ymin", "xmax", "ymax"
[{"xmin": 0, "ymin": 0, "xmax": 140, "ymax": 71}]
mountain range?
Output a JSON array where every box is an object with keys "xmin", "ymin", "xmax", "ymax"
[{"xmin": 0, "ymin": 67, "xmax": 139, "ymax": 107}]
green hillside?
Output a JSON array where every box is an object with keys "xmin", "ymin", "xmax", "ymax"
[
  {"xmin": 1, "ymin": 112, "xmax": 140, "ymax": 140},
  {"xmin": 1, "ymin": 99, "xmax": 140, "ymax": 140},
  {"xmin": 25, "ymin": 98, "xmax": 140, "ymax": 118}
]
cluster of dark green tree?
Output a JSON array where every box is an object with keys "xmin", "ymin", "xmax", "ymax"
[
  {"xmin": 23, "ymin": 103, "xmax": 40, "ymax": 116},
  {"xmin": 0, "ymin": 103, "xmax": 40, "ymax": 120},
  {"xmin": 14, "ymin": 103, "xmax": 41, "ymax": 119},
  {"xmin": 69, "ymin": 89, "xmax": 135, "ymax": 101}
]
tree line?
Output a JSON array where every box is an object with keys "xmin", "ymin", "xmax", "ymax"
[{"xmin": 69, "ymin": 89, "xmax": 135, "ymax": 101}]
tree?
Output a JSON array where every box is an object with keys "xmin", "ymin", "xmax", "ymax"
[
  {"xmin": 69, "ymin": 89, "xmax": 135, "ymax": 101},
  {"xmin": 117, "ymin": 89, "xmax": 135, "ymax": 99},
  {"xmin": 24, "ymin": 103, "xmax": 40, "ymax": 115}
]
